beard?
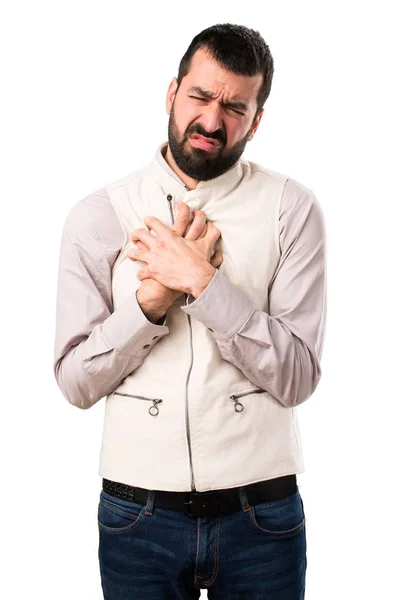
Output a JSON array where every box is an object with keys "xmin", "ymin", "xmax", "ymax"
[{"xmin": 167, "ymin": 102, "xmax": 253, "ymax": 181}]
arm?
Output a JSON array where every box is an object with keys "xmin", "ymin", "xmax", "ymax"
[
  {"xmin": 180, "ymin": 179, "xmax": 327, "ymax": 408},
  {"xmin": 53, "ymin": 191, "xmax": 169, "ymax": 410}
]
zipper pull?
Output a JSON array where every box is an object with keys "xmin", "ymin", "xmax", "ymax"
[
  {"xmin": 229, "ymin": 395, "xmax": 245, "ymax": 412},
  {"xmin": 149, "ymin": 399, "xmax": 163, "ymax": 416},
  {"xmin": 166, "ymin": 194, "xmax": 175, "ymax": 224}
]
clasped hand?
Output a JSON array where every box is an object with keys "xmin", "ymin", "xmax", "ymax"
[{"xmin": 128, "ymin": 203, "xmax": 223, "ymax": 299}]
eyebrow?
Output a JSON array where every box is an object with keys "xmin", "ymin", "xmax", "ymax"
[{"xmin": 187, "ymin": 86, "xmax": 249, "ymax": 112}]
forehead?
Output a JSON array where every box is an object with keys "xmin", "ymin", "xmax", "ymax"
[{"xmin": 182, "ymin": 48, "xmax": 262, "ymax": 104}]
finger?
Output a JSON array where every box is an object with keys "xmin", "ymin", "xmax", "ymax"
[
  {"xmin": 199, "ymin": 222, "xmax": 208, "ymax": 238},
  {"xmin": 127, "ymin": 247, "xmax": 149, "ymax": 262},
  {"xmin": 131, "ymin": 227, "xmax": 156, "ymax": 247},
  {"xmin": 137, "ymin": 268, "xmax": 152, "ymax": 280},
  {"xmin": 204, "ymin": 221, "xmax": 221, "ymax": 246},
  {"xmin": 171, "ymin": 202, "xmax": 191, "ymax": 237},
  {"xmin": 210, "ymin": 249, "xmax": 223, "ymax": 268},
  {"xmin": 144, "ymin": 215, "xmax": 173, "ymax": 239},
  {"xmin": 184, "ymin": 210, "xmax": 207, "ymax": 241},
  {"xmin": 136, "ymin": 240, "xmax": 149, "ymax": 251}
]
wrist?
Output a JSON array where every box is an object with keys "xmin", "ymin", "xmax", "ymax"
[
  {"xmin": 189, "ymin": 265, "xmax": 216, "ymax": 299},
  {"xmin": 136, "ymin": 287, "xmax": 171, "ymax": 324}
]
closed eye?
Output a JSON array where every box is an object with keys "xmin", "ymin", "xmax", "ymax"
[
  {"xmin": 189, "ymin": 96, "xmax": 244, "ymax": 116},
  {"xmin": 226, "ymin": 106, "xmax": 245, "ymax": 116}
]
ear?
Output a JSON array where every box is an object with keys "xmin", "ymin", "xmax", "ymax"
[
  {"xmin": 166, "ymin": 77, "xmax": 179, "ymax": 115},
  {"xmin": 247, "ymin": 108, "xmax": 264, "ymax": 141}
]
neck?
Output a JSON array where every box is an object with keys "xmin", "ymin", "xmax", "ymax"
[{"xmin": 163, "ymin": 144, "xmax": 200, "ymax": 191}]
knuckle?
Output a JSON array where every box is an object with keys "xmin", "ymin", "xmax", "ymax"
[
  {"xmin": 134, "ymin": 228, "xmax": 147, "ymax": 238},
  {"xmin": 209, "ymin": 222, "xmax": 220, "ymax": 235}
]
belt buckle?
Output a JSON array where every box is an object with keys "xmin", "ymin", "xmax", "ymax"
[{"xmin": 183, "ymin": 491, "xmax": 219, "ymax": 517}]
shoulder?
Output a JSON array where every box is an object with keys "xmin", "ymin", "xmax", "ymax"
[
  {"xmin": 245, "ymin": 160, "xmax": 289, "ymax": 188},
  {"xmin": 246, "ymin": 160, "xmax": 317, "ymax": 207},
  {"xmin": 244, "ymin": 159, "xmax": 324, "ymax": 227},
  {"xmin": 63, "ymin": 187, "xmax": 125, "ymax": 266},
  {"xmin": 106, "ymin": 165, "xmax": 148, "ymax": 193},
  {"xmin": 280, "ymin": 177, "xmax": 325, "ymax": 231}
]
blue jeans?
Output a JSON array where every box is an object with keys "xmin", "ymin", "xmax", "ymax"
[{"xmin": 98, "ymin": 484, "xmax": 307, "ymax": 599}]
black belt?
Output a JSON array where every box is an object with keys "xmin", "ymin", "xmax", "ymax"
[{"xmin": 102, "ymin": 474, "xmax": 297, "ymax": 518}]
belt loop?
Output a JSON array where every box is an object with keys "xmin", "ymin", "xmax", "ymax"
[
  {"xmin": 144, "ymin": 490, "xmax": 155, "ymax": 516},
  {"xmin": 238, "ymin": 486, "xmax": 251, "ymax": 513}
]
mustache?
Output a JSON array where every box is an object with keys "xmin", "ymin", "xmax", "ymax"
[{"xmin": 186, "ymin": 125, "xmax": 226, "ymax": 146}]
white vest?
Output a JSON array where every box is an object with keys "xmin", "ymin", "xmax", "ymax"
[{"xmin": 98, "ymin": 150, "xmax": 305, "ymax": 492}]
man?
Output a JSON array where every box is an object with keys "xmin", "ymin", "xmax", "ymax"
[{"xmin": 54, "ymin": 23, "xmax": 326, "ymax": 599}]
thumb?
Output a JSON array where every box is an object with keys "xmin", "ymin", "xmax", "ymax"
[
  {"xmin": 210, "ymin": 249, "xmax": 223, "ymax": 268},
  {"xmin": 171, "ymin": 202, "xmax": 191, "ymax": 236}
]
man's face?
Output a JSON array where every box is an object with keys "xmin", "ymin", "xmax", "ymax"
[{"xmin": 166, "ymin": 48, "xmax": 264, "ymax": 181}]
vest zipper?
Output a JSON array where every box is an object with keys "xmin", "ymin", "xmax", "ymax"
[
  {"xmin": 167, "ymin": 194, "xmax": 175, "ymax": 223},
  {"xmin": 113, "ymin": 392, "xmax": 163, "ymax": 416},
  {"xmin": 166, "ymin": 193, "xmax": 197, "ymax": 491},
  {"xmin": 229, "ymin": 388, "xmax": 264, "ymax": 412},
  {"xmin": 185, "ymin": 313, "xmax": 196, "ymax": 490}
]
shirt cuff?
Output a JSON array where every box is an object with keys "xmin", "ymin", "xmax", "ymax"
[
  {"xmin": 155, "ymin": 314, "xmax": 167, "ymax": 326},
  {"xmin": 180, "ymin": 269, "xmax": 255, "ymax": 342},
  {"xmin": 102, "ymin": 291, "xmax": 169, "ymax": 356}
]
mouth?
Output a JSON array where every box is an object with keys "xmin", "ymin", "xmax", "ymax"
[{"xmin": 189, "ymin": 134, "xmax": 222, "ymax": 152}]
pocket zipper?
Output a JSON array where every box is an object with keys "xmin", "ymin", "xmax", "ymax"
[
  {"xmin": 229, "ymin": 388, "xmax": 264, "ymax": 412},
  {"xmin": 113, "ymin": 392, "xmax": 163, "ymax": 416}
]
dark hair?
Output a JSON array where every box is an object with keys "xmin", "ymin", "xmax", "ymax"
[{"xmin": 177, "ymin": 24, "xmax": 274, "ymax": 117}]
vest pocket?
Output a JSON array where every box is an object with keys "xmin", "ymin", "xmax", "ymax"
[
  {"xmin": 229, "ymin": 387, "xmax": 265, "ymax": 412},
  {"xmin": 112, "ymin": 392, "xmax": 163, "ymax": 416}
]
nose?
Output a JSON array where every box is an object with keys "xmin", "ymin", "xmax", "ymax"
[{"xmin": 198, "ymin": 103, "xmax": 224, "ymax": 139}]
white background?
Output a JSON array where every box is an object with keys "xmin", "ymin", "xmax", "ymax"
[{"xmin": 1, "ymin": 1, "xmax": 399, "ymax": 598}]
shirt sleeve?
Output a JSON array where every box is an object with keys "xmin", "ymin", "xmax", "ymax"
[
  {"xmin": 53, "ymin": 190, "xmax": 169, "ymax": 410},
  {"xmin": 180, "ymin": 178, "xmax": 327, "ymax": 408}
]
